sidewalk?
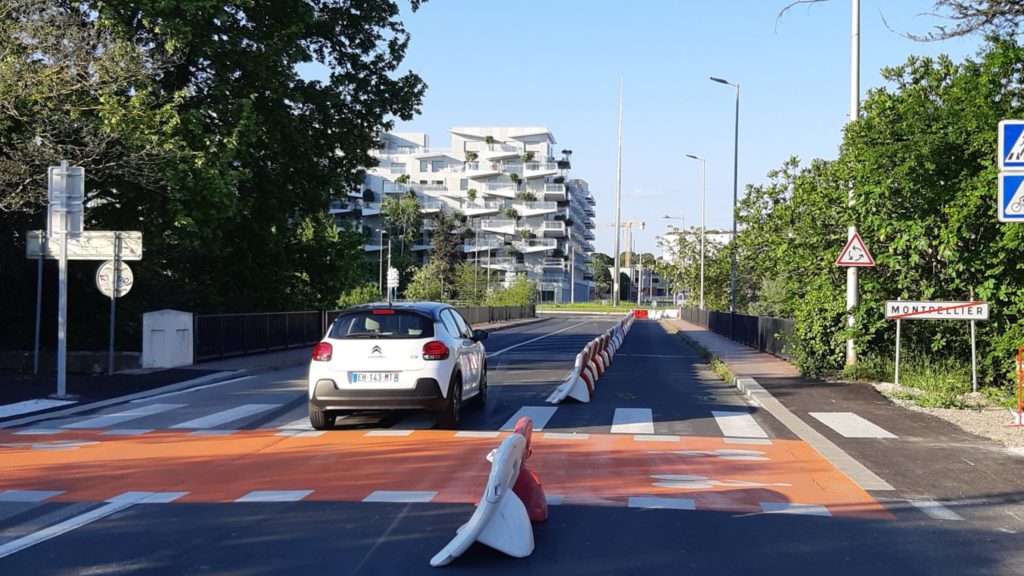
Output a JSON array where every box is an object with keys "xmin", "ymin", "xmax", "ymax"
[
  {"xmin": 0, "ymin": 316, "xmax": 547, "ymax": 423},
  {"xmin": 665, "ymin": 317, "xmax": 1024, "ymax": 503}
]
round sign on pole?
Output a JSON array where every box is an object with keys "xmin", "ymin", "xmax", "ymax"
[{"xmin": 96, "ymin": 260, "xmax": 133, "ymax": 298}]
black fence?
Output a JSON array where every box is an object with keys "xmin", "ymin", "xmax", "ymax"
[
  {"xmin": 193, "ymin": 305, "xmax": 536, "ymax": 362},
  {"xmin": 679, "ymin": 308, "xmax": 795, "ymax": 361}
]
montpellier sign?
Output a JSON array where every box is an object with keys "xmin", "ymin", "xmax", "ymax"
[{"xmin": 886, "ymin": 300, "xmax": 989, "ymax": 393}]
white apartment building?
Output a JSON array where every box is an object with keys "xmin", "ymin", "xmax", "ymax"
[{"xmin": 334, "ymin": 127, "xmax": 598, "ymax": 302}]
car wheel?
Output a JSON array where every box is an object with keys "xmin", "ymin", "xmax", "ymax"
[
  {"xmin": 436, "ymin": 372, "xmax": 463, "ymax": 429},
  {"xmin": 309, "ymin": 405, "xmax": 335, "ymax": 430},
  {"xmin": 469, "ymin": 364, "xmax": 487, "ymax": 409}
]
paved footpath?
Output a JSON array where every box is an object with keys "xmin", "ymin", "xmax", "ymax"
[{"xmin": 665, "ymin": 317, "xmax": 1024, "ymax": 530}]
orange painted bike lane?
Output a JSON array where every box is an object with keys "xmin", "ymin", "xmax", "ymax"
[{"xmin": 0, "ymin": 429, "xmax": 891, "ymax": 519}]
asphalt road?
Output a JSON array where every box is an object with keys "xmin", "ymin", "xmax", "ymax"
[{"xmin": 0, "ymin": 316, "xmax": 1021, "ymax": 575}]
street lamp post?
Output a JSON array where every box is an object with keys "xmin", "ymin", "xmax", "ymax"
[
  {"xmin": 711, "ymin": 76, "xmax": 739, "ymax": 314},
  {"xmin": 685, "ymin": 154, "xmax": 706, "ymax": 310}
]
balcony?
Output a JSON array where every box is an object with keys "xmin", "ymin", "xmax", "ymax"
[
  {"xmin": 362, "ymin": 202, "xmax": 382, "ymax": 217},
  {"xmin": 523, "ymin": 162, "xmax": 559, "ymax": 179},
  {"xmin": 463, "ymin": 238, "xmax": 505, "ymax": 253},
  {"xmin": 464, "ymin": 161, "xmax": 503, "ymax": 178},
  {"xmin": 541, "ymin": 258, "xmax": 565, "ymax": 269},
  {"xmin": 482, "ymin": 182, "xmax": 518, "ymax": 199},
  {"xmin": 412, "ymin": 241, "xmax": 434, "ymax": 251},
  {"xmin": 583, "ymin": 229, "xmax": 595, "ymax": 240},
  {"xmin": 583, "ymin": 205, "xmax": 595, "ymax": 217},
  {"xmin": 329, "ymin": 201, "xmax": 355, "ymax": 214},
  {"xmin": 363, "ymin": 242, "xmax": 383, "ymax": 252},
  {"xmin": 481, "ymin": 219, "xmax": 517, "ymax": 235},
  {"xmin": 512, "ymin": 201, "xmax": 557, "ymax": 217},
  {"xmin": 479, "ymin": 256, "xmax": 515, "ymax": 270},
  {"xmin": 463, "ymin": 200, "xmax": 503, "ymax": 216},
  {"xmin": 512, "ymin": 238, "xmax": 558, "ymax": 253},
  {"xmin": 585, "ymin": 220, "xmax": 595, "ymax": 229},
  {"xmin": 542, "ymin": 183, "xmax": 567, "ymax": 202},
  {"xmin": 540, "ymin": 221, "xmax": 566, "ymax": 238},
  {"xmin": 586, "ymin": 195, "xmax": 596, "ymax": 205},
  {"xmin": 419, "ymin": 199, "xmax": 443, "ymax": 214}
]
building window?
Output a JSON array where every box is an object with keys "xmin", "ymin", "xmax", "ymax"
[
  {"xmin": 420, "ymin": 160, "xmax": 429, "ymax": 172},
  {"xmin": 460, "ymin": 178, "xmax": 468, "ymax": 191}
]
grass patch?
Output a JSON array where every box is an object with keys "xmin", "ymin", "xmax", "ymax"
[
  {"xmin": 661, "ymin": 320, "xmax": 734, "ymax": 384},
  {"xmin": 842, "ymin": 354, "xmax": 1008, "ymax": 409}
]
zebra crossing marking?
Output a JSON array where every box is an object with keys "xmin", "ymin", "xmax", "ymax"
[
  {"xmin": 908, "ymin": 499, "xmax": 964, "ymax": 521},
  {"xmin": 500, "ymin": 406, "xmax": 557, "ymax": 431},
  {"xmin": 62, "ymin": 403, "xmax": 185, "ymax": 429},
  {"xmin": 362, "ymin": 491, "xmax": 437, "ymax": 503},
  {"xmin": 628, "ymin": 496, "xmax": 696, "ymax": 510},
  {"xmin": 170, "ymin": 403, "xmax": 278, "ymax": 429},
  {"xmin": 610, "ymin": 408, "xmax": 654, "ymax": 434},
  {"xmin": 0, "ymin": 490, "xmax": 64, "ymax": 503},
  {"xmin": 760, "ymin": 502, "xmax": 832, "ymax": 517},
  {"xmin": 712, "ymin": 411, "xmax": 768, "ymax": 439},
  {"xmin": 235, "ymin": 490, "xmax": 313, "ymax": 503},
  {"xmin": 808, "ymin": 412, "xmax": 898, "ymax": 439}
]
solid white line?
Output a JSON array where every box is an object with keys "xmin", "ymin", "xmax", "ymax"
[
  {"xmin": 170, "ymin": 403, "xmax": 278, "ymax": 429},
  {"xmin": 0, "ymin": 491, "xmax": 152, "ymax": 559},
  {"xmin": 486, "ymin": 321, "xmax": 590, "ymax": 358},
  {"xmin": 723, "ymin": 437, "xmax": 773, "ymax": 445},
  {"xmin": 543, "ymin": 432, "xmax": 589, "ymax": 440},
  {"xmin": 611, "ymin": 408, "xmax": 655, "ymax": 434},
  {"xmin": 132, "ymin": 376, "xmax": 256, "ymax": 402},
  {"xmin": 14, "ymin": 429, "xmax": 65, "ymax": 436},
  {"xmin": 62, "ymin": 403, "xmax": 185, "ymax": 429},
  {"xmin": 760, "ymin": 502, "xmax": 832, "ymax": 517},
  {"xmin": 236, "ymin": 490, "xmax": 313, "ymax": 503},
  {"xmin": 628, "ymin": 496, "xmax": 696, "ymax": 510},
  {"xmin": 500, "ymin": 406, "xmax": 558, "ymax": 431},
  {"xmin": 364, "ymin": 430, "xmax": 414, "ymax": 437},
  {"xmin": 0, "ymin": 399, "xmax": 77, "ymax": 419},
  {"xmin": 712, "ymin": 411, "xmax": 769, "ymax": 439},
  {"xmin": 808, "ymin": 412, "xmax": 898, "ymax": 439},
  {"xmin": 362, "ymin": 491, "xmax": 437, "ymax": 503},
  {"xmin": 0, "ymin": 490, "xmax": 64, "ymax": 503},
  {"xmin": 909, "ymin": 499, "xmax": 964, "ymax": 521},
  {"xmin": 634, "ymin": 434, "xmax": 680, "ymax": 442},
  {"xmin": 454, "ymin": 431, "xmax": 501, "ymax": 438}
]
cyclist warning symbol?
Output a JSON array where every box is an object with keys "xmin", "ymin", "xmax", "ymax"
[
  {"xmin": 835, "ymin": 233, "xmax": 875, "ymax": 267},
  {"xmin": 999, "ymin": 173, "xmax": 1024, "ymax": 222}
]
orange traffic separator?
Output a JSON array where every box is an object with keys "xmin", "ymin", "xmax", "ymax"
[{"xmin": 0, "ymin": 429, "xmax": 891, "ymax": 519}]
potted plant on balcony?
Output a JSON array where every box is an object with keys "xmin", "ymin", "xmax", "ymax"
[
  {"xmin": 395, "ymin": 174, "xmax": 410, "ymax": 184},
  {"xmin": 505, "ymin": 245, "xmax": 520, "ymax": 257},
  {"xmin": 485, "ymin": 135, "xmax": 495, "ymax": 150},
  {"xmin": 551, "ymin": 248, "xmax": 565, "ymax": 259},
  {"xmin": 518, "ymin": 228, "xmax": 536, "ymax": 240},
  {"xmin": 467, "ymin": 188, "xmax": 478, "ymax": 203},
  {"xmin": 515, "ymin": 191, "xmax": 536, "ymax": 201},
  {"xmin": 508, "ymin": 172, "xmax": 521, "ymax": 187},
  {"xmin": 521, "ymin": 151, "xmax": 535, "ymax": 163},
  {"xmin": 552, "ymin": 175, "xmax": 565, "ymax": 184},
  {"xmin": 465, "ymin": 150, "xmax": 478, "ymax": 163},
  {"xmin": 504, "ymin": 208, "xmax": 520, "ymax": 221}
]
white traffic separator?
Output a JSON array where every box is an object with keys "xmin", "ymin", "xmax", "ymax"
[
  {"xmin": 0, "ymin": 491, "xmax": 153, "ymax": 560},
  {"xmin": 430, "ymin": 432, "xmax": 533, "ymax": 566},
  {"xmin": 500, "ymin": 406, "xmax": 557, "ymax": 431},
  {"xmin": 486, "ymin": 321, "xmax": 591, "ymax": 358},
  {"xmin": 169, "ymin": 403, "xmax": 278, "ymax": 429},
  {"xmin": 610, "ymin": 408, "xmax": 655, "ymax": 434},
  {"xmin": 545, "ymin": 352, "xmax": 590, "ymax": 404},
  {"xmin": 61, "ymin": 403, "xmax": 186, "ymax": 429},
  {"xmin": 100, "ymin": 429, "xmax": 153, "ymax": 436},
  {"xmin": 808, "ymin": 412, "xmax": 898, "ymax": 439}
]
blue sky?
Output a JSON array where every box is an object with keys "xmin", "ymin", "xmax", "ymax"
[{"xmin": 383, "ymin": 0, "xmax": 980, "ymax": 256}]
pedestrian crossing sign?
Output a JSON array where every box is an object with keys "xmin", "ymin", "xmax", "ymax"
[
  {"xmin": 835, "ymin": 233, "xmax": 874, "ymax": 267},
  {"xmin": 999, "ymin": 120, "xmax": 1024, "ymax": 170},
  {"xmin": 998, "ymin": 173, "xmax": 1024, "ymax": 222}
]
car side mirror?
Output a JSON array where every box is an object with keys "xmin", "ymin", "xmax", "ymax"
[{"xmin": 472, "ymin": 329, "xmax": 489, "ymax": 342}]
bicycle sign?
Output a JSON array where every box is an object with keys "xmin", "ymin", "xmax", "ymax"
[{"xmin": 998, "ymin": 172, "xmax": 1024, "ymax": 222}]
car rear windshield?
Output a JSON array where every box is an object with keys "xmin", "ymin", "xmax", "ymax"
[{"xmin": 329, "ymin": 310, "xmax": 434, "ymax": 339}]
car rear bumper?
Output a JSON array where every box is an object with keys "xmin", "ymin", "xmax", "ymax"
[{"xmin": 309, "ymin": 378, "xmax": 447, "ymax": 411}]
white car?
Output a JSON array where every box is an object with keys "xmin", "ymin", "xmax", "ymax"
[{"xmin": 307, "ymin": 302, "xmax": 488, "ymax": 430}]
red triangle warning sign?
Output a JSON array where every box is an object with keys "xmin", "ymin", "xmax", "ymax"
[{"xmin": 836, "ymin": 233, "xmax": 875, "ymax": 267}]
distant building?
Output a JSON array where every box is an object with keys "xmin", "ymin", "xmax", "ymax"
[{"xmin": 335, "ymin": 127, "xmax": 598, "ymax": 302}]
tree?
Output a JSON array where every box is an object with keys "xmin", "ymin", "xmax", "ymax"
[{"xmin": 589, "ymin": 252, "xmax": 613, "ymax": 298}]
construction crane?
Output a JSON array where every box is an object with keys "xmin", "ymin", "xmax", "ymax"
[{"xmin": 597, "ymin": 221, "xmax": 645, "ymax": 267}]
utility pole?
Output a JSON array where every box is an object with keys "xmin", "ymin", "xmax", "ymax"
[
  {"xmin": 847, "ymin": 0, "xmax": 861, "ymax": 365},
  {"xmin": 613, "ymin": 78, "xmax": 624, "ymax": 306}
]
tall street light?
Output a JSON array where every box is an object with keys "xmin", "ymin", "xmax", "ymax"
[
  {"xmin": 711, "ymin": 76, "xmax": 739, "ymax": 313},
  {"xmin": 685, "ymin": 154, "xmax": 706, "ymax": 310},
  {"xmin": 662, "ymin": 214, "xmax": 686, "ymax": 306}
]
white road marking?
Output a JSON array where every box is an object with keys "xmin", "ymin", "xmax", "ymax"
[
  {"xmin": 0, "ymin": 491, "xmax": 152, "ymax": 560},
  {"xmin": 277, "ymin": 418, "xmax": 313, "ymax": 431},
  {"xmin": 909, "ymin": 499, "xmax": 964, "ymax": 521},
  {"xmin": 500, "ymin": 406, "xmax": 558, "ymax": 431},
  {"xmin": 0, "ymin": 490, "xmax": 64, "ymax": 503},
  {"xmin": 100, "ymin": 429, "xmax": 153, "ymax": 436},
  {"xmin": 486, "ymin": 322, "xmax": 591, "ymax": 358},
  {"xmin": 611, "ymin": 408, "xmax": 655, "ymax": 434},
  {"xmin": 712, "ymin": 411, "xmax": 768, "ymax": 439},
  {"xmin": 454, "ymin": 431, "xmax": 500, "ymax": 438},
  {"xmin": 628, "ymin": 496, "xmax": 696, "ymax": 510},
  {"xmin": 760, "ymin": 502, "xmax": 832, "ymax": 517},
  {"xmin": 276, "ymin": 430, "xmax": 325, "ymax": 438},
  {"xmin": 363, "ymin": 491, "xmax": 437, "ymax": 503},
  {"xmin": 808, "ymin": 412, "xmax": 898, "ymax": 438},
  {"xmin": 0, "ymin": 399, "xmax": 77, "ymax": 419},
  {"xmin": 634, "ymin": 434, "xmax": 680, "ymax": 442},
  {"xmin": 170, "ymin": 403, "xmax": 278, "ymax": 429},
  {"xmin": 62, "ymin": 403, "xmax": 185, "ymax": 429},
  {"xmin": 236, "ymin": 490, "xmax": 313, "ymax": 503},
  {"xmin": 364, "ymin": 430, "xmax": 414, "ymax": 437},
  {"xmin": 543, "ymin": 432, "xmax": 589, "ymax": 440},
  {"xmin": 131, "ymin": 376, "xmax": 256, "ymax": 402},
  {"xmin": 724, "ymin": 437, "xmax": 773, "ymax": 445},
  {"xmin": 13, "ymin": 429, "xmax": 65, "ymax": 436},
  {"xmin": 189, "ymin": 429, "xmax": 238, "ymax": 436}
]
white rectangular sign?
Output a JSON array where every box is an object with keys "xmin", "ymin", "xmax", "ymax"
[
  {"xmin": 26, "ymin": 231, "xmax": 143, "ymax": 261},
  {"xmin": 885, "ymin": 301, "xmax": 989, "ymax": 321}
]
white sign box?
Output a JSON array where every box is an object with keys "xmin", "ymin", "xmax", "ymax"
[
  {"xmin": 26, "ymin": 231, "xmax": 142, "ymax": 261},
  {"xmin": 885, "ymin": 301, "xmax": 989, "ymax": 321}
]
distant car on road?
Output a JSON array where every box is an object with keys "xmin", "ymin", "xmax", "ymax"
[{"xmin": 307, "ymin": 302, "xmax": 488, "ymax": 430}]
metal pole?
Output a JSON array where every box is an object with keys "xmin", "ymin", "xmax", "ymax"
[
  {"xmin": 108, "ymin": 233, "xmax": 121, "ymax": 376},
  {"xmin": 730, "ymin": 84, "xmax": 739, "ymax": 314},
  {"xmin": 846, "ymin": 0, "xmax": 861, "ymax": 365},
  {"xmin": 33, "ymin": 250, "xmax": 43, "ymax": 375},
  {"xmin": 971, "ymin": 319, "xmax": 978, "ymax": 394},
  {"xmin": 700, "ymin": 158, "xmax": 706, "ymax": 310},
  {"xmin": 570, "ymin": 225, "xmax": 576, "ymax": 303},
  {"xmin": 613, "ymin": 78, "xmax": 624, "ymax": 306},
  {"xmin": 379, "ymin": 227, "xmax": 384, "ymax": 296},
  {"xmin": 57, "ymin": 205, "xmax": 68, "ymax": 397},
  {"xmin": 894, "ymin": 318, "xmax": 901, "ymax": 386}
]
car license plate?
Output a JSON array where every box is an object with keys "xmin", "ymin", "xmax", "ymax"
[{"xmin": 352, "ymin": 372, "xmax": 399, "ymax": 384}]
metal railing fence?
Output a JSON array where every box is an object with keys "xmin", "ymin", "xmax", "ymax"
[
  {"xmin": 680, "ymin": 308, "xmax": 795, "ymax": 361},
  {"xmin": 194, "ymin": 305, "xmax": 536, "ymax": 362}
]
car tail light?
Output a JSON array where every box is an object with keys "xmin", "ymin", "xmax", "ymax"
[
  {"xmin": 422, "ymin": 340, "xmax": 449, "ymax": 361},
  {"xmin": 312, "ymin": 342, "xmax": 333, "ymax": 362}
]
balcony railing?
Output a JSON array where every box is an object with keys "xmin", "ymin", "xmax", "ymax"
[
  {"xmin": 419, "ymin": 199, "xmax": 444, "ymax": 212},
  {"xmin": 513, "ymin": 238, "xmax": 558, "ymax": 251},
  {"xmin": 481, "ymin": 219, "xmax": 517, "ymax": 230},
  {"xmin": 463, "ymin": 200, "xmax": 504, "ymax": 212},
  {"xmin": 541, "ymin": 257, "xmax": 565, "ymax": 268},
  {"xmin": 465, "ymin": 142, "xmax": 521, "ymax": 154},
  {"xmin": 512, "ymin": 201, "xmax": 557, "ymax": 213}
]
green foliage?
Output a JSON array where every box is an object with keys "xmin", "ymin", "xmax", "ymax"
[
  {"xmin": 589, "ymin": 252, "xmax": 613, "ymax": 298},
  {"xmin": 403, "ymin": 261, "xmax": 445, "ymax": 302},
  {"xmin": 504, "ymin": 208, "xmax": 520, "ymax": 221},
  {"xmin": 464, "ymin": 151, "xmax": 478, "ymax": 162},
  {"xmin": 515, "ymin": 191, "xmax": 537, "ymax": 201},
  {"xmin": 466, "ymin": 188, "xmax": 478, "ymax": 202},
  {"xmin": 485, "ymin": 274, "xmax": 537, "ymax": 306},
  {"xmin": 337, "ymin": 284, "xmax": 381, "ymax": 309},
  {"xmin": 453, "ymin": 263, "xmax": 487, "ymax": 306}
]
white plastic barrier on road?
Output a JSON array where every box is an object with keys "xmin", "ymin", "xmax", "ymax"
[
  {"xmin": 430, "ymin": 433, "xmax": 533, "ymax": 567},
  {"xmin": 545, "ymin": 351, "xmax": 590, "ymax": 404},
  {"xmin": 547, "ymin": 313, "xmax": 635, "ymax": 405}
]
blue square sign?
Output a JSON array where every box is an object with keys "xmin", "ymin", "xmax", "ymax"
[
  {"xmin": 999, "ymin": 172, "xmax": 1024, "ymax": 222},
  {"xmin": 999, "ymin": 120, "xmax": 1024, "ymax": 170}
]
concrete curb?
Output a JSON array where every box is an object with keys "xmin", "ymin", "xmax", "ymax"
[{"xmin": 0, "ymin": 317, "xmax": 548, "ymax": 428}]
